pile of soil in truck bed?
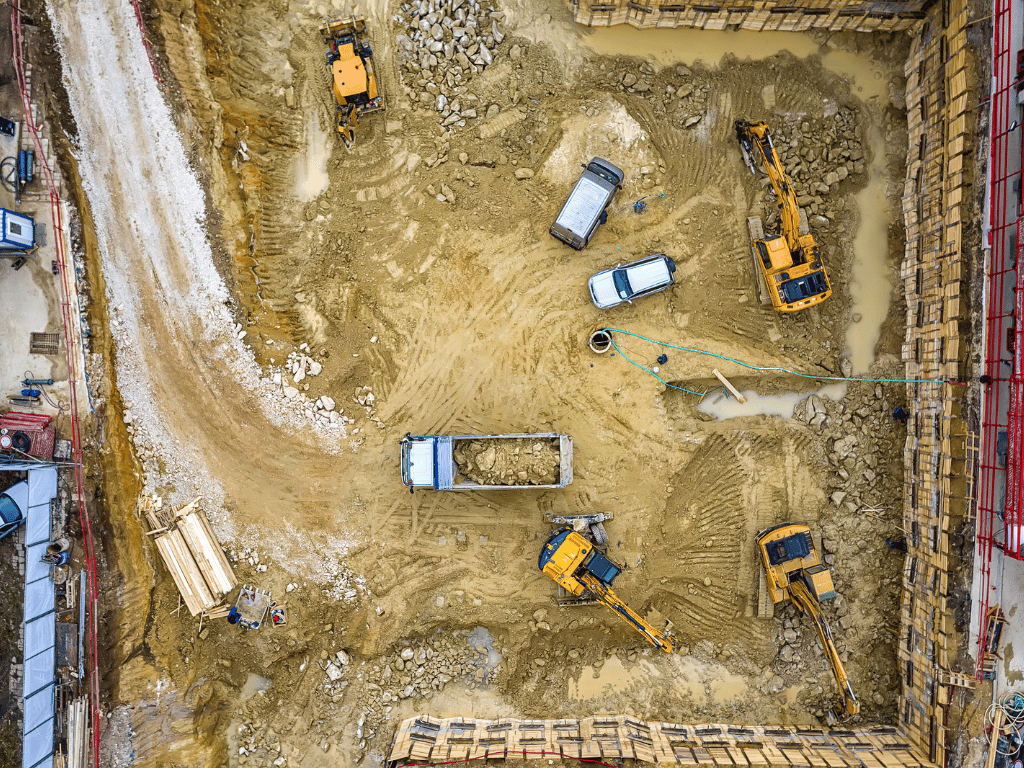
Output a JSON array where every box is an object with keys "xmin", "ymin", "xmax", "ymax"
[{"xmin": 453, "ymin": 438, "xmax": 560, "ymax": 486}]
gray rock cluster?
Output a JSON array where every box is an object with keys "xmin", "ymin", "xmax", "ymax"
[
  {"xmin": 394, "ymin": 0, "xmax": 506, "ymax": 126},
  {"xmin": 369, "ymin": 635, "xmax": 502, "ymax": 703},
  {"xmin": 770, "ymin": 109, "xmax": 865, "ymax": 217},
  {"xmin": 235, "ymin": 722, "xmax": 288, "ymax": 767},
  {"xmin": 793, "ymin": 382, "xmax": 898, "ymax": 517}
]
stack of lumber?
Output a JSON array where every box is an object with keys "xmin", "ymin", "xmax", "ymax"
[{"xmin": 142, "ymin": 497, "xmax": 237, "ymax": 616}]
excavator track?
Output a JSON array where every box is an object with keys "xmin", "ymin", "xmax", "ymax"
[{"xmin": 747, "ymin": 216, "xmax": 771, "ymax": 306}]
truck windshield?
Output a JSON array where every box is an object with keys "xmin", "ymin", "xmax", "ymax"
[
  {"xmin": 613, "ymin": 269, "xmax": 632, "ymax": 298},
  {"xmin": 586, "ymin": 163, "xmax": 617, "ymax": 185},
  {"xmin": 0, "ymin": 496, "xmax": 21, "ymax": 525}
]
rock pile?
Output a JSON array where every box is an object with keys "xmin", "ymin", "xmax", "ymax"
[
  {"xmin": 235, "ymin": 722, "xmax": 287, "ymax": 767},
  {"xmin": 367, "ymin": 635, "xmax": 501, "ymax": 703},
  {"xmin": 393, "ymin": 0, "xmax": 507, "ymax": 126},
  {"xmin": 769, "ymin": 110, "xmax": 865, "ymax": 217},
  {"xmin": 453, "ymin": 437, "xmax": 560, "ymax": 485},
  {"xmin": 792, "ymin": 382, "xmax": 899, "ymax": 516}
]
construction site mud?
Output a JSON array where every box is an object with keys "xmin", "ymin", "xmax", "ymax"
[{"xmin": 24, "ymin": 0, "xmax": 933, "ymax": 764}]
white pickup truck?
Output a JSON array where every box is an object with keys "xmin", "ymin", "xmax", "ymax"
[{"xmin": 401, "ymin": 433, "xmax": 573, "ymax": 490}]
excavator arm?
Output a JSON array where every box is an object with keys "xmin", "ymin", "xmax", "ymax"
[
  {"xmin": 789, "ymin": 579, "xmax": 860, "ymax": 722},
  {"xmin": 736, "ymin": 120, "xmax": 804, "ymax": 254},
  {"xmin": 580, "ymin": 573, "xmax": 677, "ymax": 654}
]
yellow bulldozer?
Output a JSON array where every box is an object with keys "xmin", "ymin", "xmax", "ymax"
[
  {"xmin": 755, "ymin": 522, "xmax": 859, "ymax": 722},
  {"xmin": 735, "ymin": 120, "xmax": 832, "ymax": 313},
  {"xmin": 539, "ymin": 516, "xmax": 677, "ymax": 653},
  {"xmin": 320, "ymin": 17, "xmax": 384, "ymax": 147}
]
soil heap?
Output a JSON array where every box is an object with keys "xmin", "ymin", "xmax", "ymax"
[{"xmin": 453, "ymin": 437, "xmax": 560, "ymax": 485}]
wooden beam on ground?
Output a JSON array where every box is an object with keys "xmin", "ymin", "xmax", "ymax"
[{"xmin": 712, "ymin": 368, "xmax": 747, "ymax": 403}]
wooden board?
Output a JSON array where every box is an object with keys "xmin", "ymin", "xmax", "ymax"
[
  {"xmin": 154, "ymin": 530, "xmax": 216, "ymax": 615},
  {"xmin": 177, "ymin": 508, "xmax": 237, "ymax": 597}
]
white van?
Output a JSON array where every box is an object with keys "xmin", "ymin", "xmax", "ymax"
[{"xmin": 549, "ymin": 158, "xmax": 624, "ymax": 250}]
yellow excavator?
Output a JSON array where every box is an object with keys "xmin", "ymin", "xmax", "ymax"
[
  {"xmin": 735, "ymin": 120, "xmax": 832, "ymax": 313},
  {"xmin": 539, "ymin": 523, "xmax": 677, "ymax": 653},
  {"xmin": 320, "ymin": 18, "xmax": 384, "ymax": 148},
  {"xmin": 756, "ymin": 523, "xmax": 859, "ymax": 722}
]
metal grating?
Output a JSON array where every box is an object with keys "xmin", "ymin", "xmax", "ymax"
[{"xmin": 29, "ymin": 332, "xmax": 60, "ymax": 355}]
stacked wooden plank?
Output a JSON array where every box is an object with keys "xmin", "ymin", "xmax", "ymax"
[
  {"xmin": 569, "ymin": 0, "xmax": 927, "ymax": 32},
  {"xmin": 142, "ymin": 497, "xmax": 237, "ymax": 616},
  {"xmin": 894, "ymin": 0, "xmax": 975, "ymax": 764},
  {"xmin": 388, "ymin": 717, "xmax": 939, "ymax": 766}
]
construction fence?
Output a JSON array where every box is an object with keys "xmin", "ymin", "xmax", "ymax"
[
  {"xmin": 568, "ymin": 0, "xmax": 928, "ymax": 33},
  {"xmin": 388, "ymin": 716, "xmax": 937, "ymax": 765}
]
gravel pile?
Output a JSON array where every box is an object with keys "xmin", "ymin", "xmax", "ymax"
[{"xmin": 394, "ymin": 0, "xmax": 507, "ymax": 127}]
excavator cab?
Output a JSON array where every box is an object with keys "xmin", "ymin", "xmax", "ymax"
[
  {"xmin": 756, "ymin": 523, "xmax": 858, "ymax": 722},
  {"xmin": 736, "ymin": 119, "xmax": 833, "ymax": 312},
  {"xmin": 539, "ymin": 524, "xmax": 676, "ymax": 653},
  {"xmin": 321, "ymin": 18, "xmax": 384, "ymax": 148}
]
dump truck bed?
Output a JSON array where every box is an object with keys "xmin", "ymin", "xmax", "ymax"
[{"xmin": 401, "ymin": 433, "xmax": 573, "ymax": 490}]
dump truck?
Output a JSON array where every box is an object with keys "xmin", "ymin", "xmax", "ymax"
[
  {"xmin": 320, "ymin": 17, "xmax": 384, "ymax": 147},
  {"xmin": 539, "ymin": 521, "xmax": 676, "ymax": 653},
  {"xmin": 735, "ymin": 120, "xmax": 832, "ymax": 312},
  {"xmin": 401, "ymin": 433, "xmax": 573, "ymax": 490},
  {"xmin": 755, "ymin": 522, "xmax": 859, "ymax": 722}
]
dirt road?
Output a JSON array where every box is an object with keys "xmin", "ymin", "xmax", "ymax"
[{"xmin": 45, "ymin": 0, "xmax": 911, "ymax": 763}]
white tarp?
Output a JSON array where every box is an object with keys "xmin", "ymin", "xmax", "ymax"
[
  {"xmin": 23, "ymin": 685, "xmax": 53, "ymax": 733},
  {"xmin": 27, "ymin": 467, "xmax": 56, "ymax": 507},
  {"xmin": 22, "ymin": 467, "xmax": 57, "ymax": 768},
  {"xmin": 25, "ymin": 544, "xmax": 50, "ymax": 585},
  {"xmin": 25, "ymin": 577, "xmax": 54, "ymax": 619}
]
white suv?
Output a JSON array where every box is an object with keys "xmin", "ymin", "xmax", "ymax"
[{"xmin": 588, "ymin": 253, "xmax": 676, "ymax": 309}]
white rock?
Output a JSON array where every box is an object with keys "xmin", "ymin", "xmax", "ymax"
[
  {"xmin": 325, "ymin": 663, "xmax": 343, "ymax": 681},
  {"xmin": 321, "ymin": 395, "xmax": 336, "ymax": 411},
  {"xmin": 286, "ymin": 583, "xmax": 296, "ymax": 593},
  {"xmin": 293, "ymin": 368, "xmax": 306, "ymax": 383},
  {"xmin": 336, "ymin": 650, "xmax": 351, "ymax": 666},
  {"xmin": 273, "ymin": 372, "xmax": 282, "ymax": 386},
  {"xmin": 283, "ymin": 386, "xmax": 299, "ymax": 399},
  {"xmin": 308, "ymin": 361, "xmax": 323, "ymax": 376}
]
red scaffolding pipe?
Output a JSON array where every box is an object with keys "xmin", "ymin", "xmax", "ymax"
[
  {"xmin": 10, "ymin": 2, "xmax": 102, "ymax": 764},
  {"xmin": 977, "ymin": 0, "xmax": 1022, "ymax": 677}
]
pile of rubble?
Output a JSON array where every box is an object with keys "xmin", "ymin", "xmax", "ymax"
[
  {"xmin": 235, "ymin": 722, "xmax": 287, "ymax": 767},
  {"xmin": 453, "ymin": 437, "xmax": 560, "ymax": 485},
  {"xmin": 393, "ymin": 0, "xmax": 507, "ymax": 127},
  {"xmin": 792, "ymin": 381, "xmax": 900, "ymax": 515},
  {"xmin": 769, "ymin": 110, "xmax": 865, "ymax": 218}
]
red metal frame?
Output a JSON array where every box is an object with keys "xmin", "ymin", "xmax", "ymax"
[{"xmin": 977, "ymin": 0, "xmax": 1023, "ymax": 677}]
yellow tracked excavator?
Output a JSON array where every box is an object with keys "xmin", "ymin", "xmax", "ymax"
[
  {"xmin": 735, "ymin": 120, "xmax": 832, "ymax": 312},
  {"xmin": 756, "ymin": 522, "xmax": 859, "ymax": 723},
  {"xmin": 320, "ymin": 17, "xmax": 384, "ymax": 148},
  {"xmin": 539, "ymin": 522, "xmax": 676, "ymax": 653}
]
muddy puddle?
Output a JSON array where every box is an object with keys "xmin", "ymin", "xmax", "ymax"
[
  {"xmin": 699, "ymin": 382, "xmax": 847, "ymax": 420},
  {"xmin": 578, "ymin": 26, "xmax": 819, "ymax": 66},
  {"xmin": 295, "ymin": 112, "xmax": 330, "ymax": 201},
  {"xmin": 846, "ymin": 120, "xmax": 892, "ymax": 374}
]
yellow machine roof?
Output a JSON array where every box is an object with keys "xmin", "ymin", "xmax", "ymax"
[{"xmin": 332, "ymin": 44, "xmax": 368, "ymax": 100}]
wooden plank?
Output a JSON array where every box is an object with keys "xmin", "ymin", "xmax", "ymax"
[
  {"xmin": 154, "ymin": 531, "xmax": 215, "ymax": 615},
  {"xmin": 178, "ymin": 509, "xmax": 237, "ymax": 597}
]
